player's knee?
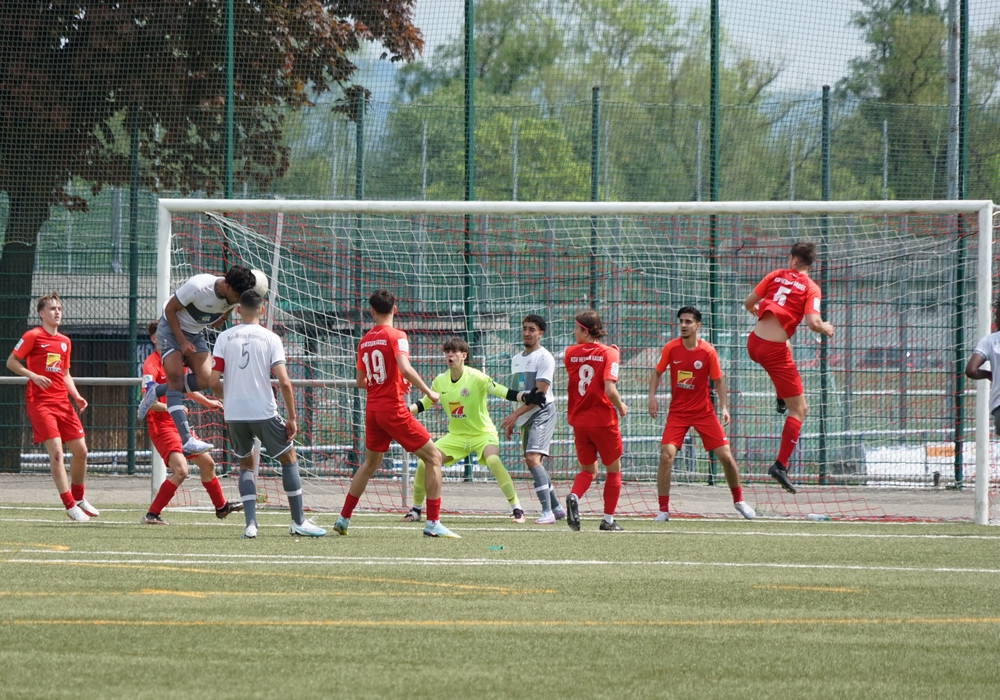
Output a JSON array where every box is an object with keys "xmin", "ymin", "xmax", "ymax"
[{"xmin": 170, "ymin": 456, "xmax": 190, "ymax": 480}]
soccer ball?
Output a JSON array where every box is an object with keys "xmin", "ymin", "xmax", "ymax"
[{"xmin": 251, "ymin": 269, "xmax": 268, "ymax": 298}]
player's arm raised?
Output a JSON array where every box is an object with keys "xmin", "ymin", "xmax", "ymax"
[
  {"xmin": 397, "ymin": 353, "xmax": 439, "ymax": 405},
  {"xmin": 804, "ymin": 312, "xmax": 834, "ymax": 338}
]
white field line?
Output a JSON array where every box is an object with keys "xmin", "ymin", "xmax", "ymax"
[{"xmin": 4, "ymin": 548, "xmax": 1000, "ymax": 575}]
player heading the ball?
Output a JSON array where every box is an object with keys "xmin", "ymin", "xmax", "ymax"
[
  {"xmin": 744, "ymin": 241, "xmax": 835, "ymax": 494},
  {"xmin": 137, "ymin": 266, "xmax": 257, "ymax": 457}
]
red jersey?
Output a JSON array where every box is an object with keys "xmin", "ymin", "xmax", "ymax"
[
  {"xmin": 12, "ymin": 326, "xmax": 72, "ymax": 407},
  {"xmin": 141, "ymin": 351, "xmax": 175, "ymax": 443},
  {"xmin": 655, "ymin": 338, "xmax": 722, "ymax": 416},
  {"xmin": 357, "ymin": 325, "xmax": 412, "ymax": 411},
  {"xmin": 753, "ymin": 268, "xmax": 822, "ymax": 338},
  {"xmin": 564, "ymin": 342, "xmax": 620, "ymax": 428}
]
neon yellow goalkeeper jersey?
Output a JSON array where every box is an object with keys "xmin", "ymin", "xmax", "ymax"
[{"xmin": 417, "ymin": 366, "xmax": 511, "ymax": 437}]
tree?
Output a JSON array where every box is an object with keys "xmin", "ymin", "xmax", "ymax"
[
  {"xmin": 836, "ymin": 0, "xmax": 949, "ymax": 198},
  {"xmin": 0, "ymin": 1, "xmax": 422, "ymax": 471}
]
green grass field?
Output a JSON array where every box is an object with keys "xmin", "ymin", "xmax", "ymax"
[{"xmin": 3, "ymin": 505, "xmax": 1000, "ymax": 699}]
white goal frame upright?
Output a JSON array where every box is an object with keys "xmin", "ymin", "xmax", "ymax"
[{"xmin": 157, "ymin": 198, "xmax": 996, "ymax": 523}]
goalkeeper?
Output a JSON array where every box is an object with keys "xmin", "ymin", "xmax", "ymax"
[{"xmin": 403, "ymin": 336, "xmax": 546, "ymax": 524}]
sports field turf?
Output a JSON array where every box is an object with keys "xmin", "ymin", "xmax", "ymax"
[{"xmin": 2, "ymin": 504, "xmax": 1000, "ymax": 699}]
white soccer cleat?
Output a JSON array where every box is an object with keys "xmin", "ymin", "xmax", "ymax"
[
  {"xmin": 535, "ymin": 511, "xmax": 556, "ymax": 524},
  {"xmin": 242, "ymin": 523, "xmax": 258, "ymax": 539},
  {"xmin": 181, "ymin": 437, "xmax": 213, "ymax": 456},
  {"xmin": 290, "ymin": 518, "xmax": 327, "ymax": 537},
  {"xmin": 136, "ymin": 381, "xmax": 159, "ymax": 420},
  {"xmin": 76, "ymin": 499, "xmax": 99, "ymax": 517},
  {"xmin": 66, "ymin": 505, "xmax": 90, "ymax": 522},
  {"xmin": 652, "ymin": 511, "xmax": 670, "ymax": 522},
  {"xmin": 734, "ymin": 501, "xmax": 756, "ymax": 520},
  {"xmin": 423, "ymin": 522, "xmax": 461, "ymax": 538}
]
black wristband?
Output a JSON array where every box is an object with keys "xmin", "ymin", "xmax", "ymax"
[
  {"xmin": 413, "ymin": 401, "xmax": 425, "ymax": 414},
  {"xmin": 505, "ymin": 388, "xmax": 521, "ymax": 402}
]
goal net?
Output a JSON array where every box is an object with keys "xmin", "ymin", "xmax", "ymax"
[{"xmin": 155, "ymin": 199, "xmax": 997, "ymax": 523}]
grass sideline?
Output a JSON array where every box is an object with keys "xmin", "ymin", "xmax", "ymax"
[{"xmin": 2, "ymin": 505, "xmax": 1000, "ymax": 699}]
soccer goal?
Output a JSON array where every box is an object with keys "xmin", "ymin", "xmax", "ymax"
[{"xmin": 155, "ymin": 198, "xmax": 997, "ymax": 523}]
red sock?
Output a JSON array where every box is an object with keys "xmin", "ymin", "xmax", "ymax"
[
  {"xmin": 341, "ymin": 493, "xmax": 360, "ymax": 519},
  {"xmin": 730, "ymin": 485, "xmax": 743, "ymax": 503},
  {"xmin": 149, "ymin": 480, "xmax": 178, "ymax": 515},
  {"xmin": 571, "ymin": 471, "xmax": 594, "ymax": 498},
  {"xmin": 777, "ymin": 416, "xmax": 802, "ymax": 467},
  {"xmin": 658, "ymin": 495, "xmax": 670, "ymax": 512},
  {"xmin": 202, "ymin": 477, "xmax": 226, "ymax": 510},
  {"xmin": 426, "ymin": 497, "xmax": 441, "ymax": 522},
  {"xmin": 59, "ymin": 491, "xmax": 75, "ymax": 509},
  {"xmin": 71, "ymin": 483, "xmax": 84, "ymax": 502},
  {"xmin": 603, "ymin": 472, "xmax": 622, "ymax": 516}
]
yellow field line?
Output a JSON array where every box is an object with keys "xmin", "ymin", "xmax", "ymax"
[
  {"xmin": 4, "ymin": 617, "xmax": 1000, "ymax": 628},
  {"xmin": 753, "ymin": 584, "xmax": 865, "ymax": 593},
  {"xmin": 0, "ymin": 589, "xmax": 523, "ymax": 599},
  {"xmin": 4, "ymin": 559, "xmax": 554, "ymax": 595}
]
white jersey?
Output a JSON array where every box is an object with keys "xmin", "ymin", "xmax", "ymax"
[
  {"xmin": 213, "ymin": 322, "xmax": 287, "ymax": 421},
  {"xmin": 973, "ymin": 330, "xmax": 1000, "ymax": 411},
  {"xmin": 510, "ymin": 345, "xmax": 556, "ymax": 427},
  {"xmin": 167, "ymin": 274, "xmax": 236, "ymax": 334}
]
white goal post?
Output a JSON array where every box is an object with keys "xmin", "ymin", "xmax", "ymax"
[{"xmin": 156, "ymin": 198, "xmax": 996, "ymax": 523}]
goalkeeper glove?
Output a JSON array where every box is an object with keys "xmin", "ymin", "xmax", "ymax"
[{"xmin": 522, "ymin": 387, "xmax": 546, "ymax": 407}]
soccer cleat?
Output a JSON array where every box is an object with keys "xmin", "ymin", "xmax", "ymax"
[
  {"xmin": 554, "ymin": 507, "xmax": 567, "ymax": 521},
  {"xmin": 215, "ymin": 501, "xmax": 244, "ymax": 519},
  {"xmin": 734, "ymin": 501, "xmax": 756, "ymax": 520},
  {"xmin": 535, "ymin": 511, "xmax": 556, "ymax": 525},
  {"xmin": 66, "ymin": 505, "xmax": 90, "ymax": 522},
  {"xmin": 653, "ymin": 511, "xmax": 670, "ymax": 522},
  {"xmin": 565, "ymin": 493, "xmax": 580, "ymax": 532},
  {"xmin": 333, "ymin": 516, "xmax": 349, "ymax": 535},
  {"xmin": 402, "ymin": 507, "xmax": 422, "ymax": 522},
  {"xmin": 142, "ymin": 512, "xmax": 169, "ymax": 525},
  {"xmin": 242, "ymin": 523, "xmax": 258, "ymax": 539},
  {"xmin": 76, "ymin": 499, "xmax": 99, "ymax": 517},
  {"xmin": 776, "ymin": 397, "xmax": 787, "ymax": 414},
  {"xmin": 599, "ymin": 519, "xmax": 624, "ymax": 531},
  {"xmin": 290, "ymin": 518, "xmax": 327, "ymax": 537},
  {"xmin": 181, "ymin": 436, "xmax": 214, "ymax": 456},
  {"xmin": 423, "ymin": 522, "xmax": 461, "ymax": 539},
  {"xmin": 136, "ymin": 381, "xmax": 159, "ymax": 420},
  {"xmin": 511, "ymin": 507, "xmax": 526, "ymax": 524},
  {"xmin": 768, "ymin": 461, "xmax": 797, "ymax": 494}
]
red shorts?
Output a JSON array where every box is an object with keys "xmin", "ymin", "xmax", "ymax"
[
  {"xmin": 747, "ymin": 333, "xmax": 803, "ymax": 399},
  {"xmin": 365, "ymin": 405, "xmax": 432, "ymax": 453},
  {"xmin": 662, "ymin": 410, "xmax": 728, "ymax": 452},
  {"xmin": 149, "ymin": 426, "xmax": 184, "ymax": 461},
  {"xmin": 572, "ymin": 424, "xmax": 623, "ymax": 466},
  {"xmin": 27, "ymin": 401, "xmax": 85, "ymax": 444}
]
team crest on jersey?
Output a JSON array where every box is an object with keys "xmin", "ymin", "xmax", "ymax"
[
  {"xmin": 677, "ymin": 370, "xmax": 695, "ymax": 389},
  {"xmin": 694, "ymin": 360, "xmax": 703, "ymax": 370},
  {"xmin": 61, "ymin": 342, "xmax": 67, "ymax": 352},
  {"xmin": 449, "ymin": 402, "xmax": 465, "ymax": 418},
  {"xmin": 460, "ymin": 388, "xmax": 469, "ymax": 397}
]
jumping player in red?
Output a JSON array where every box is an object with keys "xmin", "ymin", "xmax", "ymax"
[
  {"xmin": 744, "ymin": 241, "xmax": 835, "ymax": 493},
  {"xmin": 141, "ymin": 321, "xmax": 242, "ymax": 525},
  {"xmin": 563, "ymin": 309, "xmax": 628, "ymax": 532},
  {"xmin": 335, "ymin": 289, "xmax": 458, "ymax": 538},
  {"xmin": 647, "ymin": 306, "xmax": 755, "ymax": 521},
  {"xmin": 6, "ymin": 291, "xmax": 97, "ymax": 521}
]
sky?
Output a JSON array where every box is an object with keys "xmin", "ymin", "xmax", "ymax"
[{"xmin": 411, "ymin": 0, "xmax": 997, "ymax": 95}]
